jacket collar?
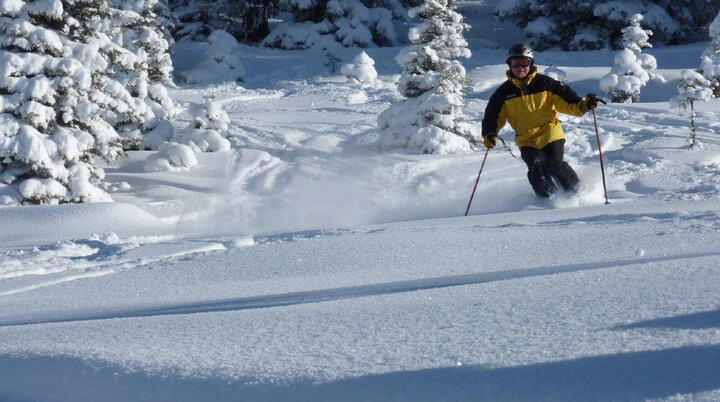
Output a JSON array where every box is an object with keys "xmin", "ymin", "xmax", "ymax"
[{"xmin": 506, "ymin": 65, "xmax": 538, "ymax": 89}]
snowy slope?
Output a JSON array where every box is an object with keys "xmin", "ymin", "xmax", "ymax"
[
  {"xmin": 2, "ymin": 199, "xmax": 720, "ymax": 401},
  {"xmin": 2, "ymin": 1, "xmax": 720, "ymax": 401}
]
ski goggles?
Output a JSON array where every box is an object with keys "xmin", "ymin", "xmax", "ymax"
[{"xmin": 509, "ymin": 58, "xmax": 532, "ymax": 68}]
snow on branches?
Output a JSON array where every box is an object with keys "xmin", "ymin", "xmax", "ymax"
[
  {"xmin": 600, "ymin": 14, "xmax": 664, "ymax": 103},
  {"xmin": 0, "ymin": 0, "xmax": 123, "ymax": 204},
  {"xmin": 670, "ymin": 69, "xmax": 713, "ymax": 148},
  {"xmin": 175, "ymin": 30, "xmax": 246, "ymax": 85},
  {"xmin": 543, "ymin": 64, "xmax": 567, "ymax": 83},
  {"xmin": 263, "ymin": 0, "xmax": 402, "ymax": 50},
  {"xmin": 170, "ymin": 0, "xmax": 276, "ymax": 42},
  {"xmin": 672, "ymin": 9, "xmax": 720, "ymax": 148},
  {"xmin": 106, "ymin": 0, "xmax": 177, "ymax": 149},
  {"xmin": 671, "ymin": 70, "xmax": 713, "ymax": 111},
  {"xmin": 701, "ymin": 11, "xmax": 720, "ymax": 97},
  {"xmin": 143, "ymin": 100, "xmax": 230, "ymax": 172},
  {"xmin": 0, "ymin": 0, "xmax": 176, "ymax": 204},
  {"xmin": 377, "ymin": 0, "xmax": 476, "ymax": 154},
  {"xmin": 340, "ymin": 51, "xmax": 379, "ymax": 85},
  {"xmin": 496, "ymin": 0, "xmax": 720, "ymax": 51},
  {"xmin": 179, "ymin": 100, "xmax": 231, "ymax": 153}
]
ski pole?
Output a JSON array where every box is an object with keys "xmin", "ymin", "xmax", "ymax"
[
  {"xmin": 592, "ymin": 108, "xmax": 610, "ymax": 205},
  {"xmin": 464, "ymin": 147, "xmax": 490, "ymax": 216}
]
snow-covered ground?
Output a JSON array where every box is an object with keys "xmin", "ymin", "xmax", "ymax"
[{"xmin": 2, "ymin": 2, "xmax": 720, "ymax": 401}]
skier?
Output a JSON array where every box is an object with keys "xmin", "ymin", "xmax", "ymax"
[{"xmin": 481, "ymin": 44, "xmax": 602, "ymax": 197}]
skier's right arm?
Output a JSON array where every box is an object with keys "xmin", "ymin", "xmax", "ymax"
[{"xmin": 482, "ymin": 90, "xmax": 508, "ymax": 144}]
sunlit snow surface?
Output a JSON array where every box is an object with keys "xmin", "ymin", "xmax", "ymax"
[{"xmin": 2, "ymin": 2, "xmax": 720, "ymax": 401}]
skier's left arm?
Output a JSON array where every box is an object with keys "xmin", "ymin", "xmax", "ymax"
[{"xmin": 548, "ymin": 79, "xmax": 594, "ymax": 116}]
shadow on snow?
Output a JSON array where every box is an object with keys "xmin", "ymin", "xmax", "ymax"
[
  {"xmin": 2, "ymin": 344, "xmax": 719, "ymax": 401},
  {"xmin": 614, "ymin": 308, "xmax": 720, "ymax": 331}
]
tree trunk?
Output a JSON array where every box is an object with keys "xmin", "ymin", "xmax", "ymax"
[
  {"xmin": 243, "ymin": 0, "xmax": 277, "ymax": 42},
  {"xmin": 690, "ymin": 98, "xmax": 696, "ymax": 147}
]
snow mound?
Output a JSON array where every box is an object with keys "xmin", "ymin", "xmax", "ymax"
[
  {"xmin": 174, "ymin": 100, "xmax": 231, "ymax": 153},
  {"xmin": 0, "ymin": 202, "xmax": 168, "ymax": 246},
  {"xmin": 543, "ymin": 64, "xmax": 568, "ymax": 83},
  {"xmin": 176, "ymin": 128, "xmax": 231, "ymax": 153},
  {"xmin": 143, "ymin": 142, "xmax": 198, "ymax": 172},
  {"xmin": 187, "ymin": 101, "xmax": 230, "ymax": 132},
  {"xmin": 176, "ymin": 30, "xmax": 246, "ymax": 84},
  {"xmin": 141, "ymin": 120, "xmax": 175, "ymax": 151}
]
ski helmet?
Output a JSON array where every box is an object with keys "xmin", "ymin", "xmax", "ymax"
[{"xmin": 507, "ymin": 44, "xmax": 534, "ymax": 65}]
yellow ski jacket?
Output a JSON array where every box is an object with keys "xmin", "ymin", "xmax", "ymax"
[{"xmin": 482, "ymin": 66, "xmax": 591, "ymax": 149}]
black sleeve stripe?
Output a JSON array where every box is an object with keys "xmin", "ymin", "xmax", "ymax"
[
  {"xmin": 482, "ymin": 90, "xmax": 503, "ymax": 135},
  {"xmin": 482, "ymin": 82, "xmax": 515, "ymax": 136},
  {"xmin": 543, "ymin": 74, "xmax": 582, "ymax": 104},
  {"xmin": 524, "ymin": 74, "xmax": 582, "ymax": 104}
]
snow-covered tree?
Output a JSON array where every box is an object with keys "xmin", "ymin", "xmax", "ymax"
[
  {"xmin": 64, "ymin": 0, "xmax": 153, "ymax": 147},
  {"xmin": 701, "ymin": 11, "xmax": 720, "ymax": 97},
  {"xmin": 244, "ymin": 0, "xmax": 277, "ymax": 41},
  {"xmin": 340, "ymin": 51, "xmax": 379, "ymax": 85},
  {"xmin": 377, "ymin": 0, "xmax": 476, "ymax": 154},
  {"xmin": 106, "ymin": 0, "xmax": 177, "ymax": 149},
  {"xmin": 263, "ymin": 0, "xmax": 404, "ymax": 50},
  {"xmin": 543, "ymin": 64, "xmax": 567, "ymax": 83},
  {"xmin": 171, "ymin": 0, "xmax": 278, "ymax": 42},
  {"xmin": 0, "ymin": 0, "xmax": 135, "ymax": 204},
  {"xmin": 143, "ymin": 100, "xmax": 230, "ymax": 172},
  {"xmin": 600, "ymin": 14, "xmax": 664, "ymax": 103},
  {"xmin": 110, "ymin": 1, "xmax": 174, "ymax": 83},
  {"xmin": 670, "ymin": 69, "xmax": 713, "ymax": 148},
  {"xmin": 175, "ymin": 30, "xmax": 246, "ymax": 85},
  {"xmin": 620, "ymin": 13, "xmax": 652, "ymax": 53},
  {"xmin": 496, "ymin": 0, "xmax": 720, "ymax": 50},
  {"xmin": 176, "ymin": 100, "xmax": 231, "ymax": 153}
]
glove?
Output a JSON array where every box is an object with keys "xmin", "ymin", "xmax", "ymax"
[
  {"xmin": 583, "ymin": 93, "xmax": 605, "ymax": 111},
  {"xmin": 483, "ymin": 134, "xmax": 497, "ymax": 149}
]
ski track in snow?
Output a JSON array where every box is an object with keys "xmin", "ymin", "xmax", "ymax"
[
  {"xmin": 3, "ymin": 248, "xmax": 720, "ymax": 327},
  {"xmin": 0, "ymin": 235, "xmax": 228, "ymax": 296}
]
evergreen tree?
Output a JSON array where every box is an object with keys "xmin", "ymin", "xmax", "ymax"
[
  {"xmin": 264, "ymin": 0, "xmax": 403, "ymax": 49},
  {"xmin": 171, "ymin": 0, "xmax": 277, "ymax": 42},
  {"xmin": 108, "ymin": 0, "xmax": 177, "ymax": 149},
  {"xmin": 340, "ymin": 51, "xmax": 379, "ymax": 85},
  {"xmin": 376, "ymin": 0, "xmax": 476, "ymax": 154},
  {"xmin": 670, "ymin": 69, "xmax": 713, "ymax": 148},
  {"xmin": 496, "ymin": 0, "xmax": 720, "ymax": 50},
  {"xmin": 600, "ymin": 14, "xmax": 663, "ymax": 103},
  {"xmin": 701, "ymin": 11, "xmax": 720, "ymax": 97},
  {"xmin": 110, "ymin": 0, "xmax": 174, "ymax": 83},
  {"xmin": 0, "ymin": 0, "xmax": 134, "ymax": 204},
  {"xmin": 67, "ymin": 0, "xmax": 154, "ymax": 150},
  {"xmin": 176, "ymin": 100, "xmax": 231, "ymax": 153},
  {"xmin": 244, "ymin": 0, "xmax": 276, "ymax": 41}
]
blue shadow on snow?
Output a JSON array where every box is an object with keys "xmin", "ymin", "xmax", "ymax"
[
  {"xmin": 2, "ymin": 344, "xmax": 719, "ymax": 402},
  {"xmin": 614, "ymin": 308, "xmax": 720, "ymax": 331}
]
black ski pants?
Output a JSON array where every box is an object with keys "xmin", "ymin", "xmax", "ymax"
[{"xmin": 520, "ymin": 139, "xmax": 580, "ymax": 198}]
